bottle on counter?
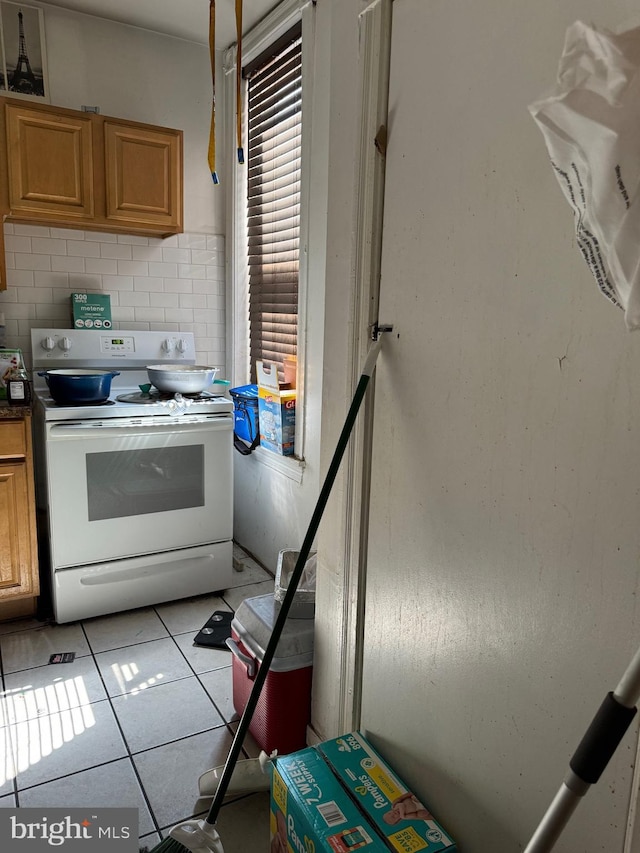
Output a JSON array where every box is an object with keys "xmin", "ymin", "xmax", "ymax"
[{"xmin": 6, "ymin": 364, "xmax": 31, "ymax": 406}]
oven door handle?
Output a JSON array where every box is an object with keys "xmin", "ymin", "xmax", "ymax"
[{"xmin": 47, "ymin": 416, "xmax": 233, "ymax": 438}]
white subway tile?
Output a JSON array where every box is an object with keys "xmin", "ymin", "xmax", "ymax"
[
  {"xmin": 50, "ymin": 227, "xmax": 84, "ymax": 240},
  {"xmin": 85, "ymin": 258, "xmax": 118, "ymax": 275},
  {"xmin": 159, "ymin": 235, "xmax": 179, "ymax": 248},
  {"xmin": 178, "ymin": 233, "xmax": 207, "ymax": 250},
  {"xmin": 51, "ymin": 287, "xmax": 72, "ymax": 304},
  {"xmin": 83, "ymin": 231, "xmax": 118, "ymax": 243},
  {"xmin": 69, "ymin": 273, "xmax": 103, "ymax": 291},
  {"xmin": 32, "ymin": 237, "xmax": 68, "ymax": 255},
  {"xmin": 179, "ymin": 293, "xmax": 207, "ymax": 309},
  {"xmin": 134, "ymin": 276, "xmax": 163, "ymax": 292},
  {"xmin": 101, "ymin": 243, "xmax": 132, "ymax": 260},
  {"xmin": 132, "ymin": 245, "xmax": 164, "ymax": 262},
  {"xmin": 34, "ymin": 271, "xmax": 69, "ymax": 289},
  {"xmin": 3, "ymin": 223, "xmax": 14, "ymax": 235},
  {"xmin": 117, "ymin": 260, "xmax": 148, "ymax": 277},
  {"xmin": 153, "ymin": 322, "xmax": 180, "ymax": 331},
  {"xmin": 206, "ymin": 323, "xmax": 225, "ymax": 338},
  {"xmin": 15, "ymin": 253, "xmax": 51, "ymax": 271},
  {"xmin": 36, "ymin": 302, "xmax": 68, "ymax": 320},
  {"xmin": 149, "ymin": 262, "xmax": 177, "ymax": 278},
  {"xmin": 115, "ymin": 321, "xmax": 151, "ymax": 331},
  {"xmin": 102, "ymin": 275, "xmax": 134, "ymax": 291},
  {"xmin": 14, "ymin": 224, "xmax": 50, "ymax": 237},
  {"xmin": 206, "ymin": 234, "xmax": 224, "ymax": 251},
  {"xmin": 163, "ymin": 278, "xmax": 192, "ymax": 294},
  {"xmin": 7, "ymin": 269, "xmax": 34, "ymax": 287},
  {"xmin": 192, "ymin": 280, "xmax": 217, "ymax": 295},
  {"xmin": 112, "ymin": 307, "xmax": 135, "ymax": 321},
  {"xmin": 52, "ymin": 255, "xmax": 85, "ymax": 273},
  {"xmin": 118, "ymin": 291, "xmax": 150, "ymax": 308},
  {"xmin": 180, "ymin": 322, "xmax": 207, "ymax": 336},
  {"xmin": 206, "ymin": 294, "xmax": 225, "ymax": 310},
  {"xmin": 17, "ymin": 287, "xmax": 53, "ymax": 304},
  {"xmin": 205, "ymin": 266, "xmax": 225, "ymax": 282},
  {"xmin": 0, "ymin": 287, "xmax": 17, "ymax": 302},
  {"xmin": 165, "ymin": 308, "xmax": 195, "ymax": 323},
  {"xmin": 191, "ymin": 250, "xmax": 217, "ymax": 266},
  {"xmin": 4, "ymin": 252, "xmax": 15, "ymax": 270},
  {"xmin": 67, "ymin": 240, "xmax": 100, "ymax": 258},
  {"xmin": 117, "ymin": 235, "xmax": 149, "ymax": 245},
  {"xmin": 149, "ymin": 292, "xmax": 179, "ymax": 308},
  {"xmin": 194, "ymin": 309, "xmax": 220, "ymax": 324},
  {"xmin": 2, "ymin": 303, "xmax": 35, "ymax": 319},
  {"xmin": 133, "ymin": 307, "xmax": 165, "ymax": 322},
  {"xmin": 6, "ymin": 235, "xmax": 31, "ymax": 253},
  {"xmin": 179, "ymin": 263, "xmax": 206, "ymax": 280},
  {"xmin": 103, "ymin": 291, "xmax": 119, "ymax": 306},
  {"xmin": 162, "ymin": 247, "xmax": 190, "ymax": 264}
]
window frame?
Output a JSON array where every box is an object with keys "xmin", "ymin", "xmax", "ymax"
[{"xmin": 224, "ymin": 0, "xmax": 315, "ymax": 474}]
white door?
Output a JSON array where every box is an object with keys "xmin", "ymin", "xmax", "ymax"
[
  {"xmin": 360, "ymin": 1, "xmax": 640, "ymax": 852},
  {"xmin": 45, "ymin": 415, "xmax": 233, "ymax": 568}
]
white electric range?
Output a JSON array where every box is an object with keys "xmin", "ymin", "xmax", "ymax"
[{"xmin": 31, "ymin": 328, "xmax": 235, "ymax": 624}]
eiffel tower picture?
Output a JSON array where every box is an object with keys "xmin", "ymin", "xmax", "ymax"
[{"xmin": 1, "ymin": 2, "xmax": 46, "ymax": 98}]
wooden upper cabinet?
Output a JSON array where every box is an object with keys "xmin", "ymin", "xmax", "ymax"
[
  {"xmin": 104, "ymin": 120, "xmax": 182, "ymax": 232},
  {"xmin": 6, "ymin": 103, "xmax": 95, "ymax": 221},
  {"xmin": 1, "ymin": 99, "xmax": 183, "ymax": 238}
]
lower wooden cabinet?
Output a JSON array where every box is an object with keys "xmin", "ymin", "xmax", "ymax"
[{"xmin": 0, "ymin": 412, "xmax": 39, "ymax": 614}]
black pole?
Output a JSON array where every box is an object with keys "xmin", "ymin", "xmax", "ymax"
[{"xmin": 204, "ymin": 334, "xmax": 387, "ymax": 827}]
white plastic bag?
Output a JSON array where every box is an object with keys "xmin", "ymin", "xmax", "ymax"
[{"xmin": 529, "ymin": 21, "xmax": 640, "ymax": 330}]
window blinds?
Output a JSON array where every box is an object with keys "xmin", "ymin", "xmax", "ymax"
[{"xmin": 246, "ymin": 29, "xmax": 302, "ymax": 383}]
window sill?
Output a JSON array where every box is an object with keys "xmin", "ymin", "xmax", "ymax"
[{"xmin": 251, "ymin": 446, "xmax": 305, "ymax": 483}]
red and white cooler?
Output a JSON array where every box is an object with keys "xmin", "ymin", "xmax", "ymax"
[{"xmin": 227, "ymin": 593, "xmax": 314, "ymax": 755}]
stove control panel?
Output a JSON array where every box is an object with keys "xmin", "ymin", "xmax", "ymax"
[{"xmin": 32, "ymin": 328, "xmax": 197, "ymax": 370}]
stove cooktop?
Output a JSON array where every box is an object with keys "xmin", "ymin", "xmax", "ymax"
[{"xmin": 35, "ymin": 388, "xmax": 234, "ymax": 421}]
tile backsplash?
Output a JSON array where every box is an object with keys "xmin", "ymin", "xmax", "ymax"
[{"xmin": 0, "ymin": 224, "xmax": 226, "ymax": 375}]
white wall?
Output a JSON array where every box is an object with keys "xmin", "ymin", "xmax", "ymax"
[
  {"xmin": 314, "ymin": 0, "xmax": 640, "ymax": 851},
  {"xmin": 42, "ymin": 3, "xmax": 224, "ymax": 234},
  {"xmin": 0, "ymin": 6, "xmax": 227, "ymax": 369}
]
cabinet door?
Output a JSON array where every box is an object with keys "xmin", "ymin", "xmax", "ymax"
[
  {"xmin": 5, "ymin": 103, "xmax": 94, "ymax": 220},
  {"xmin": 0, "ymin": 462, "xmax": 36, "ymax": 598},
  {"xmin": 103, "ymin": 121, "xmax": 183, "ymax": 232}
]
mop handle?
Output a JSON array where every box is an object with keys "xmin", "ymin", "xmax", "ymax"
[
  {"xmin": 203, "ymin": 331, "xmax": 390, "ymax": 828},
  {"xmin": 524, "ymin": 642, "xmax": 640, "ymax": 853}
]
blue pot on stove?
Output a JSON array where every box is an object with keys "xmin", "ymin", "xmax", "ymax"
[{"xmin": 38, "ymin": 369, "xmax": 120, "ymax": 404}]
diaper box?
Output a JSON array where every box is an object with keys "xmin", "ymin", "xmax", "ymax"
[
  {"xmin": 256, "ymin": 360, "xmax": 296, "ymax": 456},
  {"xmin": 317, "ymin": 732, "xmax": 456, "ymax": 853},
  {"xmin": 270, "ymin": 747, "xmax": 387, "ymax": 852},
  {"xmin": 71, "ymin": 292, "xmax": 112, "ymax": 329}
]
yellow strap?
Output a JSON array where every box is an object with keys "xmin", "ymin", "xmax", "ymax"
[
  {"xmin": 236, "ymin": 0, "xmax": 244, "ymax": 164},
  {"xmin": 208, "ymin": 0, "xmax": 219, "ymax": 183}
]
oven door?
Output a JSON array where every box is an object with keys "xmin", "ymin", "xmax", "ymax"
[{"xmin": 44, "ymin": 414, "xmax": 233, "ymax": 568}]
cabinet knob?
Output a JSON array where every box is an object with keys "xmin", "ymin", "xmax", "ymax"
[{"xmin": 41, "ymin": 336, "xmax": 56, "ymax": 351}]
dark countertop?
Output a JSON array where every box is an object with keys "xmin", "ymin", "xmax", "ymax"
[{"xmin": 0, "ymin": 401, "xmax": 32, "ymax": 418}]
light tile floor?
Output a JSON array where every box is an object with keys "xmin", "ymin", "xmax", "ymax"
[{"xmin": 0, "ymin": 544, "xmax": 275, "ymax": 851}]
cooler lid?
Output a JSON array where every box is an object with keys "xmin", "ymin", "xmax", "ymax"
[{"xmin": 232, "ymin": 593, "xmax": 314, "ymax": 669}]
